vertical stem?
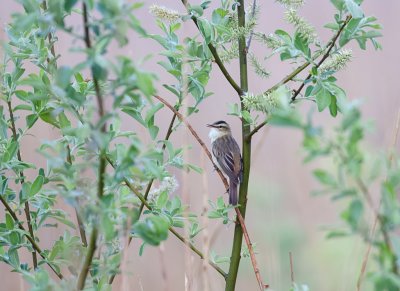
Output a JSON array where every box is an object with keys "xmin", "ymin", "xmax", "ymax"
[
  {"xmin": 6, "ymin": 100, "xmax": 38, "ymax": 269},
  {"xmin": 226, "ymin": 1, "xmax": 251, "ymax": 290},
  {"xmin": 77, "ymin": 2, "xmax": 107, "ymax": 289}
]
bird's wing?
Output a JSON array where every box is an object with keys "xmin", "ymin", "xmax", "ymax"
[{"xmin": 212, "ymin": 136, "xmax": 242, "ymax": 182}]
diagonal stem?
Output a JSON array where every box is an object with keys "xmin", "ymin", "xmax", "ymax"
[
  {"xmin": 154, "ymin": 95, "xmax": 264, "ymax": 289},
  {"xmin": 249, "ymin": 15, "xmax": 352, "ymax": 136},
  {"xmin": 291, "ymin": 15, "xmax": 352, "ymax": 102},
  {"xmin": 180, "ymin": 0, "xmax": 243, "ymax": 96},
  {"xmin": 0, "ymin": 195, "xmax": 63, "ymax": 279}
]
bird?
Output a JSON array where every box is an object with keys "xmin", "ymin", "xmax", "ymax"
[{"xmin": 207, "ymin": 120, "xmax": 243, "ymax": 205}]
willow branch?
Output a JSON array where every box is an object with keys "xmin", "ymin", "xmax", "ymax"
[
  {"xmin": 77, "ymin": 3, "xmax": 107, "ymax": 289},
  {"xmin": 291, "ymin": 15, "xmax": 352, "ymax": 102},
  {"xmin": 247, "ymin": 120, "xmax": 268, "ymax": 141},
  {"xmin": 105, "ymin": 157, "xmax": 227, "ymax": 279},
  {"xmin": 6, "ymin": 100, "xmax": 37, "ymax": 269},
  {"xmin": 251, "ymin": 16, "xmax": 352, "ymax": 136},
  {"xmin": 180, "ymin": 0, "xmax": 243, "ymax": 96},
  {"xmin": 0, "ymin": 195, "xmax": 63, "ymax": 279},
  {"xmin": 154, "ymin": 95, "xmax": 265, "ymax": 288}
]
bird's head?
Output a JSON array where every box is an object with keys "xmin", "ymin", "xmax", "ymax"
[{"xmin": 207, "ymin": 120, "xmax": 231, "ymax": 141}]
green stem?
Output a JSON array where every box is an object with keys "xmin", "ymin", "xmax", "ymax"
[
  {"xmin": 76, "ymin": 3, "xmax": 107, "ymax": 289},
  {"xmin": 6, "ymin": 100, "xmax": 38, "ymax": 269},
  {"xmin": 226, "ymin": 1, "xmax": 251, "ymax": 290},
  {"xmin": 76, "ymin": 228, "xmax": 98, "ymax": 289}
]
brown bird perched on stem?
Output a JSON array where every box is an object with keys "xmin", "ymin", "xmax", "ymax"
[{"xmin": 207, "ymin": 120, "xmax": 243, "ymax": 205}]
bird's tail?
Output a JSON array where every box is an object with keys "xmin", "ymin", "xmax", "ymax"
[{"xmin": 229, "ymin": 180, "xmax": 238, "ymax": 206}]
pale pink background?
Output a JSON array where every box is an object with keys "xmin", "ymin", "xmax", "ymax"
[{"xmin": 1, "ymin": 1, "xmax": 399, "ymax": 290}]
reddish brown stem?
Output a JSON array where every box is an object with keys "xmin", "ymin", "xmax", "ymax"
[{"xmin": 154, "ymin": 94, "xmax": 266, "ymax": 289}]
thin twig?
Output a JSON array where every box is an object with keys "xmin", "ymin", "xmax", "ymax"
[
  {"xmin": 6, "ymin": 100, "xmax": 38, "ymax": 269},
  {"xmin": 246, "ymin": 0, "xmax": 258, "ymax": 51},
  {"xmin": 154, "ymin": 95, "xmax": 266, "ymax": 289},
  {"xmin": 247, "ymin": 120, "xmax": 268, "ymax": 141},
  {"xmin": 180, "ymin": 0, "xmax": 243, "ymax": 96},
  {"xmin": 154, "ymin": 95, "xmax": 228, "ymax": 187},
  {"xmin": 0, "ymin": 195, "xmax": 63, "ymax": 279},
  {"xmin": 77, "ymin": 3, "xmax": 107, "ymax": 289},
  {"xmin": 236, "ymin": 207, "xmax": 268, "ymax": 290},
  {"xmin": 357, "ymin": 108, "xmax": 400, "ymax": 289},
  {"xmin": 289, "ymin": 252, "xmax": 294, "ymax": 285},
  {"xmin": 357, "ymin": 218, "xmax": 378, "ymax": 291},
  {"xmin": 105, "ymin": 157, "xmax": 228, "ymax": 278},
  {"xmin": 200, "ymin": 152, "xmax": 210, "ymax": 291}
]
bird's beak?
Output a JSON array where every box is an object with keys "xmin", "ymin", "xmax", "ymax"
[{"xmin": 206, "ymin": 124, "xmax": 214, "ymax": 128}]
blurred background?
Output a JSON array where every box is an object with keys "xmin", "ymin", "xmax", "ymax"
[{"xmin": 1, "ymin": 0, "xmax": 400, "ymax": 290}]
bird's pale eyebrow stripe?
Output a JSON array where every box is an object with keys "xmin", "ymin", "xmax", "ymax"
[{"xmin": 214, "ymin": 120, "xmax": 227, "ymax": 125}]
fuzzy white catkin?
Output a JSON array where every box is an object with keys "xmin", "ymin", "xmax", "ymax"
[
  {"xmin": 242, "ymin": 86, "xmax": 290, "ymax": 114},
  {"xmin": 319, "ymin": 49, "xmax": 353, "ymax": 73},
  {"xmin": 149, "ymin": 176, "xmax": 179, "ymax": 200},
  {"xmin": 149, "ymin": 5, "xmax": 181, "ymax": 23},
  {"xmin": 285, "ymin": 9, "xmax": 317, "ymax": 43},
  {"xmin": 276, "ymin": 0, "xmax": 306, "ymax": 9}
]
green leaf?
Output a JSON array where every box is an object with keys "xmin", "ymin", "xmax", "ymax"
[
  {"xmin": 314, "ymin": 85, "xmax": 332, "ymax": 112},
  {"xmin": 145, "ymin": 103, "xmax": 164, "ymax": 124},
  {"xmin": 5, "ymin": 213, "xmax": 14, "ymax": 229},
  {"xmin": 294, "ymin": 33, "xmax": 310, "ymax": 57},
  {"xmin": 330, "ymin": 0, "xmax": 345, "ymax": 11},
  {"xmin": 344, "ymin": 0, "xmax": 364, "ymax": 19},
  {"xmin": 189, "ymin": 5, "xmax": 204, "ymax": 17},
  {"xmin": 39, "ymin": 109, "xmax": 60, "ymax": 128},
  {"xmin": 137, "ymin": 71, "xmax": 155, "ymax": 98},
  {"xmin": 13, "ymin": 104, "xmax": 31, "ymax": 111},
  {"xmin": 26, "ymin": 114, "xmax": 38, "ymax": 129},
  {"xmin": 329, "ymin": 95, "xmax": 338, "ymax": 117},
  {"xmin": 269, "ymin": 110, "xmax": 303, "ymax": 128},
  {"xmin": 30, "ymin": 175, "xmax": 44, "ymax": 197},
  {"xmin": 197, "ymin": 18, "xmax": 213, "ymax": 44},
  {"xmin": 157, "ymin": 191, "xmax": 168, "ymax": 208},
  {"xmin": 149, "ymin": 125, "xmax": 159, "ymax": 140},
  {"xmin": 134, "ymin": 215, "xmax": 170, "ymax": 246},
  {"xmin": 64, "ymin": 0, "xmax": 78, "ymax": 12},
  {"xmin": 55, "ymin": 66, "xmax": 73, "ymax": 89},
  {"xmin": 313, "ymin": 169, "xmax": 337, "ymax": 187}
]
